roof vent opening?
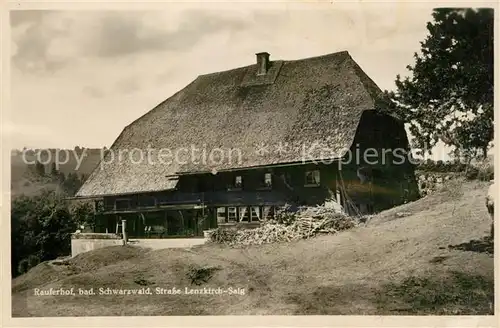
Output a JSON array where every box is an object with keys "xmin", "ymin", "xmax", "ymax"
[{"xmin": 256, "ymin": 52, "xmax": 270, "ymax": 75}]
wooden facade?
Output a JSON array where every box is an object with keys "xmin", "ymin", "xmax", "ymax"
[
  {"xmin": 92, "ymin": 111, "xmax": 419, "ymax": 239},
  {"xmin": 76, "ymin": 52, "xmax": 421, "ymax": 238}
]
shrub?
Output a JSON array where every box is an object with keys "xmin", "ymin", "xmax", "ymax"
[
  {"xmin": 17, "ymin": 259, "xmax": 29, "ymax": 275},
  {"xmin": 416, "ymin": 159, "xmax": 485, "ymax": 175},
  {"xmin": 477, "ymin": 164, "xmax": 494, "ymax": 181},
  {"xmin": 11, "ymin": 190, "xmax": 77, "ymax": 277},
  {"xmin": 456, "ymin": 162, "xmax": 468, "ymax": 172},
  {"xmin": 435, "ymin": 160, "xmax": 445, "ymax": 172},
  {"xmin": 27, "ymin": 254, "xmax": 41, "ymax": 270},
  {"xmin": 70, "ymin": 201, "xmax": 95, "ymax": 230},
  {"xmin": 466, "ymin": 166, "xmax": 479, "ymax": 180},
  {"xmin": 186, "ymin": 265, "xmax": 222, "ymax": 285}
]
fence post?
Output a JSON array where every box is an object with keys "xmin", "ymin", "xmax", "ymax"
[{"xmin": 122, "ymin": 219, "xmax": 128, "ymax": 244}]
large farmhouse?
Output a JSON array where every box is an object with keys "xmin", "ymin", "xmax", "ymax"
[{"xmin": 75, "ymin": 51, "xmax": 419, "ymax": 239}]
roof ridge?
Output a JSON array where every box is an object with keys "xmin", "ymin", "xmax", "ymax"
[
  {"xmin": 281, "ymin": 50, "xmax": 350, "ymax": 63},
  {"xmin": 196, "ymin": 50, "xmax": 349, "ymax": 79},
  {"xmin": 197, "ymin": 63, "xmax": 253, "ymax": 79}
]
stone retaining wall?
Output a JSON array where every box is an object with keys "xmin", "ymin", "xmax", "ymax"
[
  {"xmin": 71, "ymin": 232, "xmax": 209, "ymax": 256},
  {"xmin": 71, "ymin": 233, "xmax": 124, "ymax": 257},
  {"xmin": 415, "ymin": 171, "xmax": 462, "ymax": 196}
]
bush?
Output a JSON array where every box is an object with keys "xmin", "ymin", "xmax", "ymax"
[
  {"xmin": 466, "ymin": 166, "xmax": 479, "ymax": 180},
  {"xmin": 17, "ymin": 259, "xmax": 29, "ymax": 275},
  {"xmin": 70, "ymin": 201, "xmax": 95, "ymax": 230},
  {"xmin": 186, "ymin": 265, "xmax": 221, "ymax": 285},
  {"xmin": 454, "ymin": 162, "xmax": 468, "ymax": 172},
  {"xmin": 11, "ymin": 190, "xmax": 77, "ymax": 277},
  {"xmin": 477, "ymin": 164, "xmax": 494, "ymax": 181},
  {"xmin": 435, "ymin": 160, "xmax": 445, "ymax": 172},
  {"xmin": 416, "ymin": 159, "xmax": 493, "ymax": 181},
  {"xmin": 27, "ymin": 254, "xmax": 41, "ymax": 269}
]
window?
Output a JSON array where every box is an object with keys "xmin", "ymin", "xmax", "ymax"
[
  {"xmin": 95, "ymin": 199, "xmax": 105, "ymax": 212},
  {"xmin": 262, "ymin": 206, "xmax": 275, "ymax": 220},
  {"xmin": 234, "ymin": 176, "xmax": 242, "ymax": 189},
  {"xmin": 228, "ymin": 207, "xmax": 237, "ymax": 222},
  {"xmin": 239, "ymin": 206, "xmax": 249, "ymax": 222},
  {"xmin": 216, "ymin": 207, "xmax": 227, "ymax": 224},
  {"xmin": 264, "ymin": 173, "xmax": 272, "ymax": 187},
  {"xmin": 258, "ymin": 172, "xmax": 272, "ymax": 189},
  {"xmin": 250, "ymin": 206, "xmax": 260, "ymax": 222},
  {"xmin": 227, "ymin": 175, "xmax": 243, "ymax": 191},
  {"xmin": 305, "ymin": 170, "xmax": 320, "ymax": 186},
  {"xmin": 218, "ymin": 206, "xmax": 266, "ymax": 224}
]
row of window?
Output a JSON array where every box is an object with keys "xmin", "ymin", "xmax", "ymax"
[
  {"xmin": 216, "ymin": 206, "xmax": 276, "ymax": 224},
  {"xmin": 106, "ymin": 170, "xmax": 322, "ymax": 211},
  {"xmin": 229, "ymin": 170, "xmax": 321, "ymax": 190}
]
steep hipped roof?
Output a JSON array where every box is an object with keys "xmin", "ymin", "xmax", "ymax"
[{"xmin": 77, "ymin": 51, "xmax": 388, "ymax": 197}]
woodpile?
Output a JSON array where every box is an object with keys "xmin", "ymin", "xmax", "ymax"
[{"xmin": 210, "ymin": 205, "xmax": 358, "ymax": 246}]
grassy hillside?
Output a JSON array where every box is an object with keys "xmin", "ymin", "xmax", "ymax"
[
  {"xmin": 11, "ymin": 179, "xmax": 494, "ymax": 316},
  {"xmin": 10, "ymin": 148, "xmax": 102, "ymax": 198}
]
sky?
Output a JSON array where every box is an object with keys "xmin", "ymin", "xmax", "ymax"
[{"xmin": 7, "ymin": 2, "xmax": 455, "ymax": 158}]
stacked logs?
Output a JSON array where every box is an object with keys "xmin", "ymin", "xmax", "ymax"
[{"xmin": 210, "ymin": 205, "xmax": 358, "ymax": 246}]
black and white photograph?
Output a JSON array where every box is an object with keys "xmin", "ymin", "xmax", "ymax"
[{"xmin": 2, "ymin": 0, "xmax": 497, "ymax": 323}]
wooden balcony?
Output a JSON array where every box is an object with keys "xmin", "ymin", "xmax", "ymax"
[{"xmin": 102, "ymin": 190, "xmax": 288, "ymax": 213}]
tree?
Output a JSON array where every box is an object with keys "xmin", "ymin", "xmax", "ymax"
[
  {"xmin": 62, "ymin": 172, "xmax": 83, "ymax": 196},
  {"xmin": 50, "ymin": 162, "xmax": 59, "ymax": 179},
  {"xmin": 388, "ymin": 8, "xmax": 494, "ymax": 158},
  {"xmin": 35, "ymin": 160, "xmax": 45, "ymax": 176},
  {"xmin": 70, "ymin": 201, "xmax": 95, "ymax": 231},
  {"xmin": 58, "ymin": 171, "xmax": 66, "ymax": 184},
  {"xmin": 11, "ymin": 190, "xmax": 77, "ymax": 276}
]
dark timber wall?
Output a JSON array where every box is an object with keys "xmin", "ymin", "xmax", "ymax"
[
  {"xmin": 97, "ymin": 110, "xmax": 419, "ymax": 235},
  {"xmin": 342, "ymin": 111, "xmax": 420, "ymax": 212}
]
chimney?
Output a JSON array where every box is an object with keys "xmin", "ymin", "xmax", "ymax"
[{"xmin": 256, "ymin": 52, "xmax": 270, "ymax": 75}]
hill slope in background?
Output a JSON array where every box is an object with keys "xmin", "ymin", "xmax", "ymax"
[
  {"xmin": 10, "ymin": 148, "xmax": 103, "ymax": 198},
  {"xmin": 12, "ymin": 179, "xmax": 494, "ymax": 316}
]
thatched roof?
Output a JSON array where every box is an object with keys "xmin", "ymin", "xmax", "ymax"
[{"xmin": 77, "ymin": 50, "xmax": 389, "ymax": 197}]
